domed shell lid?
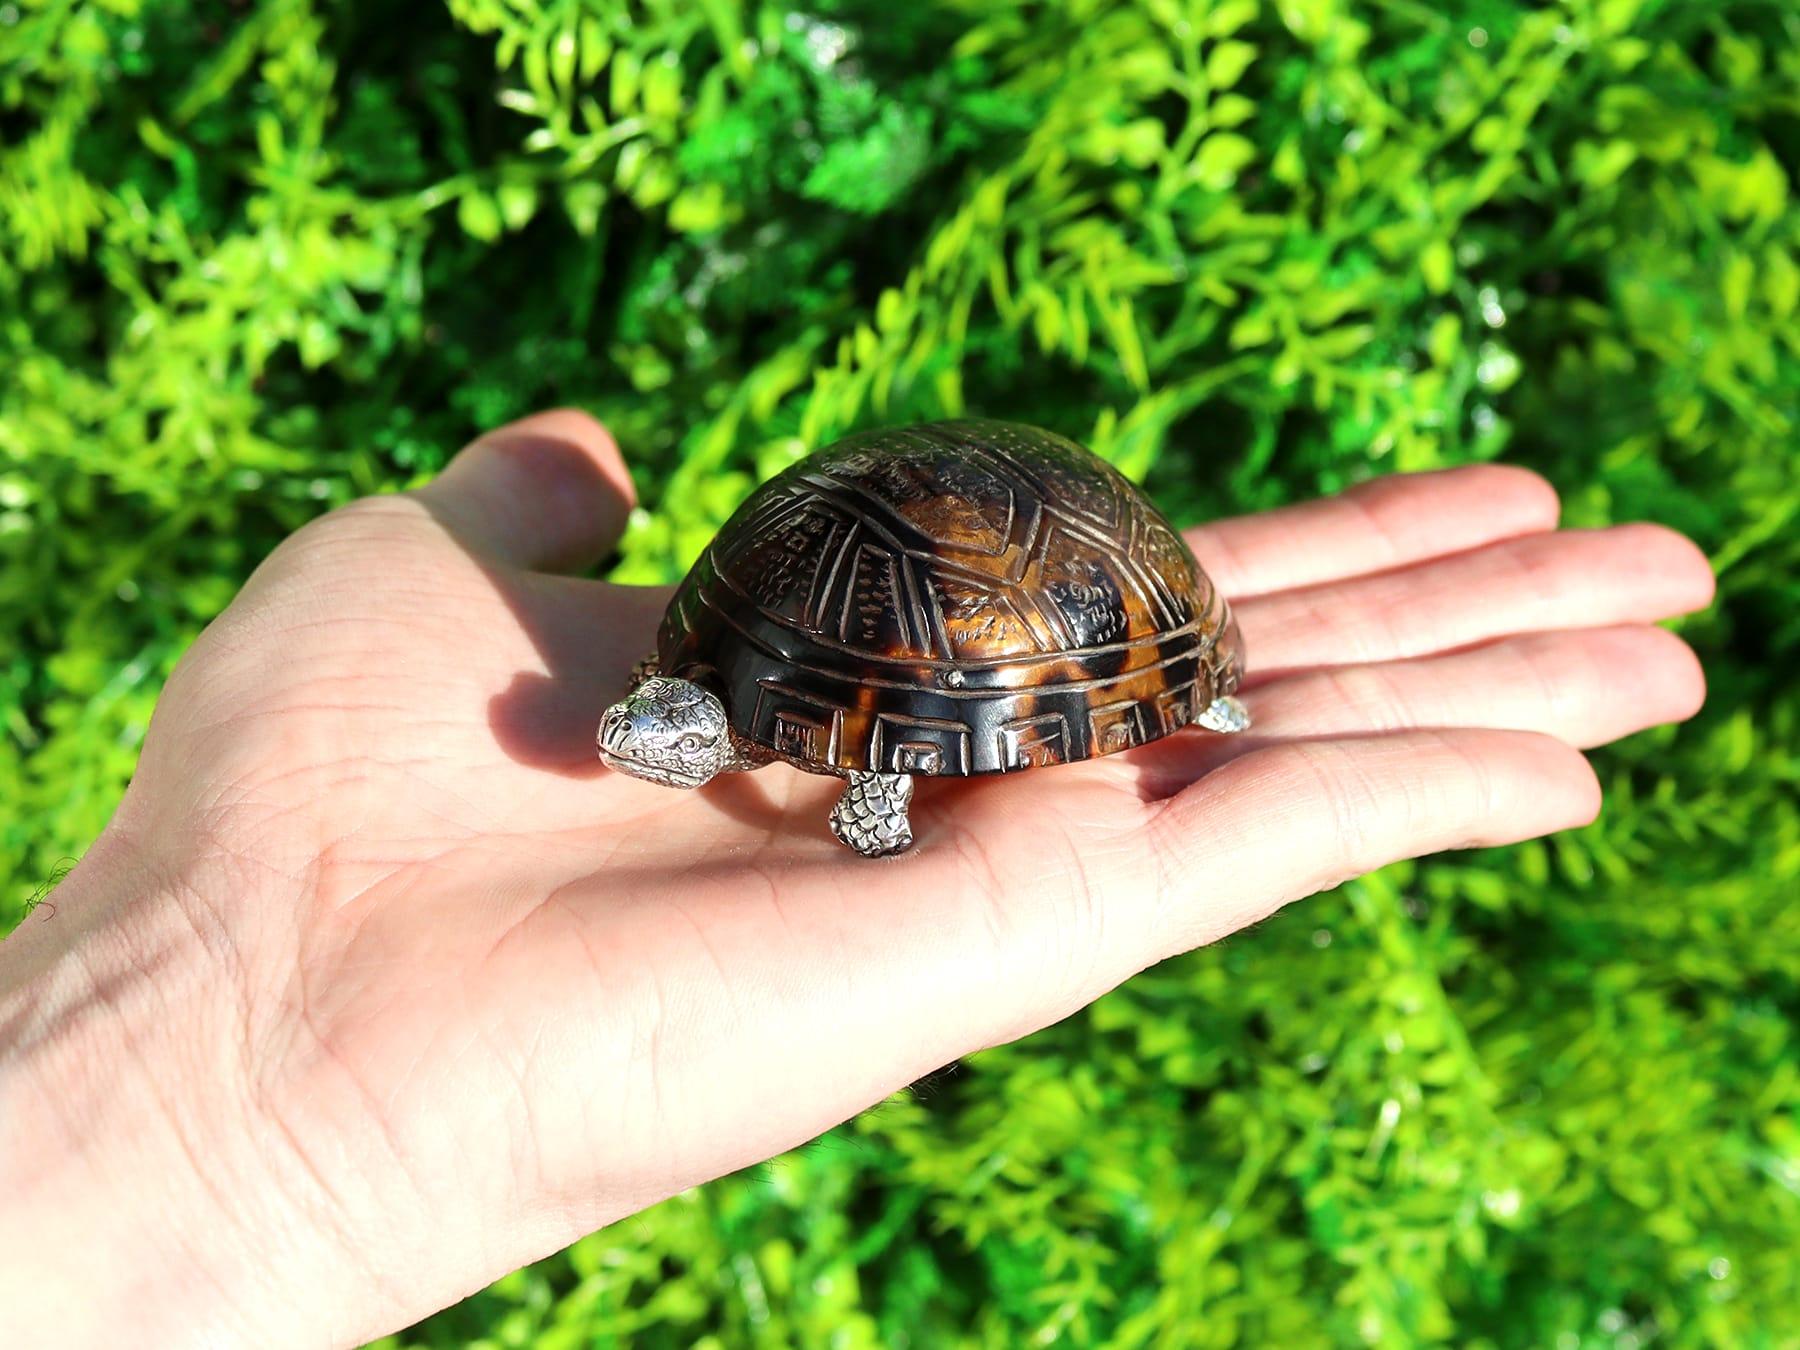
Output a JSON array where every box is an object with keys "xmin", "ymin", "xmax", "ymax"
[
  {"xmin": 681, "ymin": 419, "xmax": 1211, "ymax": 669},
  {"xmin": 654, "ymin": 420, "xmax": 1242, "ymax": 776}
]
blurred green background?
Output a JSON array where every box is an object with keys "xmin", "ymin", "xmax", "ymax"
[{"xmin": 3, "ymin": 0, "xmax": 1797, "ymax": 1344}]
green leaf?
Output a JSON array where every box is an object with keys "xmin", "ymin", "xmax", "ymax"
[
  {"xmin": 1192, "ymin": 132, "xmax": 1256, "ymax": 189},
  {"xmin": 1205, "ymin": 40, "xmax": 1258, "ymax": 90},
  {"xmin": 456, "ymin": 191, "xmax": 503, "ymax": 241}
]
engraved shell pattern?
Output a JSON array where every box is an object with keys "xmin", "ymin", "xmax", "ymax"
[{"xmin": 656, "ymin": 420, "xmax": 1245, "ymax": 776}]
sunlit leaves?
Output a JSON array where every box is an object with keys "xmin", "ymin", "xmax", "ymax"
[{"xmin": 4, "ymin": 0, "xmax": 1798, "ymax": 1345}]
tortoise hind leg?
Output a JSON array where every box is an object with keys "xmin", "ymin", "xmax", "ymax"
[
  {"xmin": 1197, "ymin": 694, "xmax": 1252, "ymax": 733},
  {"xmin": 829, "ymin": 772, "xmax": 915, "ymax": 857}
]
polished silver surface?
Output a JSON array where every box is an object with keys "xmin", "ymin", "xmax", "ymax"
[
  {"xmin": 597, "ymin": 675, "xmax": 733, "ymax": 789},
  {"xmin": 829, "ymin": 771, "xmax": 915, "ymax": 858},
  {"xmin": 1196, "ymin": 694, "xmax": 1252, "ymax": 734}
]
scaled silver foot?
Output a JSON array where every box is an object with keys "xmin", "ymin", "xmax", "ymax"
[
  {"xmin": 1197, "ymin": 694, "xmax": 1252, "ymax": 733},
  {"xmin": 829, "ymin": 771, "xmax": 915, "ymax": 858}
]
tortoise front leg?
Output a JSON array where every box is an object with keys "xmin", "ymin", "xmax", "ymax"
[
  {"xmin": 1197, "ymin": 695, "xmax": 1252, "ymax": 733},
  {"xmin": 829, "ymin": 772, "xmax": 915, "ymax": 857}
]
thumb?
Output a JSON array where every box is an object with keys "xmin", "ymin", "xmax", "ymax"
[{"xmin": 415, "ymin": 408, "xmax": 635, "ymax": 573}]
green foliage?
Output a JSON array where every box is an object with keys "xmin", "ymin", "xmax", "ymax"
[{"xmin": 4, "ymin": 0, "xmax": 1798, "ymax": 1344}]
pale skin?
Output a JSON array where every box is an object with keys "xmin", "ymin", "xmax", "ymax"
[{"xmin": 0, "ymin": 410, "xmax": 1715, "ymax": 1347}]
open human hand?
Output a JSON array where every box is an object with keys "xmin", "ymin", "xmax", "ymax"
[{"xmin": 0, "ymin": 410, "xmax": 1714, "ymax": 1347}]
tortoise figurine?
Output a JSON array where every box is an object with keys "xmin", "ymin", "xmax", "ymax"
[{"xmin": 597, "ymin": 419, "xmax": 1249, "ymax": 857}]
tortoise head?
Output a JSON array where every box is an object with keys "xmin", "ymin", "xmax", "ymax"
[{"xmin": 597, "ymin": 675, "xmax": 732, "ymax": 789}]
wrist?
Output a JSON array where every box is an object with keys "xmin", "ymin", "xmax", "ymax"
[{"xmin": 0, "ymin": 826, "xmax": 354, "ymax": 1348}]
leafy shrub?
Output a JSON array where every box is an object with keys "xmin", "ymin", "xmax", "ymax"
[{"xmin": 3, "ymin": 0, "xmax": 1796, "ymax": 1344}]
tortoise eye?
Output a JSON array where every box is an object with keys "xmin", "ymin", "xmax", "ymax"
[{"xmin": 678, "ymin": 733, "xmax": 704, "ymax": 753}]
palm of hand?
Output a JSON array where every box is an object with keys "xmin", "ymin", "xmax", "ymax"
[{"xmin": 121, "ymin": 412, "xmax": 1711, "ymax": 1331}]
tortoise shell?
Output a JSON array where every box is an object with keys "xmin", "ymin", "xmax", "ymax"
[{"xmin": 655, "ymin": 419, "xmax": 1244, "ymax": 777}]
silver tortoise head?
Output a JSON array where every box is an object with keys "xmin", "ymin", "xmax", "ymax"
[{"xmin": 597, "ymin": 675, "xmax": 732, "ymax": 789}]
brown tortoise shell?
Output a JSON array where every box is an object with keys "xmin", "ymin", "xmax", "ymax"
[{"xmin": 655, "ymin": 419, "xmax": 1245, "ymax": 777}]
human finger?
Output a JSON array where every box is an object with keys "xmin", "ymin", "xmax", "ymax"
[
  {"xmin": 1225, "ymin": 624, "xmax": 1706, "ymax": 748},
  {"xmin": 1136, "ymin": 727, "xmax": 1602, "ymax": 954},
  {"xmin": 414, "ymin": 408, "xmax": 635, "ymax": 573},
  {"xmin": 1184, "ymin": 463, "xmax": 1560, "ymax": 599},
  {"xmin": 1233, "ymin": 524, "xmax": 1715, "ymax": 678}
]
